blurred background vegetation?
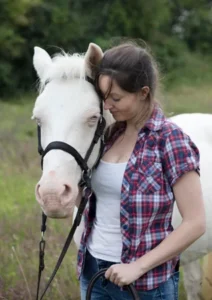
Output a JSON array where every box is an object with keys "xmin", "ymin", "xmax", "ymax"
[
  {"xmin": 0, "ymin": 0, "xmax": 212, "ymax": 299},
  {"xmin": 0, "ymin": 0, "xmax": 212, "ymax": 96}
]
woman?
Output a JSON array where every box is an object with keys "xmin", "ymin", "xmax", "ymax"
[{"xmin": 77, "ymin": 43, "xmax": 206, "ymax": 299}]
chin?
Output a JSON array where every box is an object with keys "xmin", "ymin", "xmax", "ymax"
[{"xmin": 112, "ymin": 114, "xmax": 124, "ymax": 121}]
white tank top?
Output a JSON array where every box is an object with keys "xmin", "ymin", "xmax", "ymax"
[{"xmin": 86, "ymin": 159, "xmax": 127, "ymax": 262}]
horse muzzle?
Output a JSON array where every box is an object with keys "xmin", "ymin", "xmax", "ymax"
[{"xmin": 35, "ymin": 178, "xmax": 77, "ymax": 218}]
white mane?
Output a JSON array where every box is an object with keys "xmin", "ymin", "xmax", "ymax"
[{"xmin": 38, "ymin": 52, "xmax": 87, "ymax": 92}]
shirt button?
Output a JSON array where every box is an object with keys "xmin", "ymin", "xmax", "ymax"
[
  {"xmin": 122, "ymin": 224, "xmax": 128, "ymax": 230},
  {"xmin": 147, "ymin": 139, "xmax": 155, "ymax": 147}
]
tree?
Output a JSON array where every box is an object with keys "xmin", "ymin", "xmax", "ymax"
[{"xmin": 0, "ymin": 0, "xmax": 41, "ymax": 96}]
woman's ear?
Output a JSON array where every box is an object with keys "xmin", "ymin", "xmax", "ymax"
[{"xmin": 140, "ymin": 86, "xmax": 150, "ymax": 100}]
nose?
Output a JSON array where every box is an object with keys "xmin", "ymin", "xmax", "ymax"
[
  {"xmin": 36, "ymin": 182, "xmax": 72, "ymax": 207},
  {"xmin": 103, "ymin": 99, "xmax": 113, "ymax": 110}
]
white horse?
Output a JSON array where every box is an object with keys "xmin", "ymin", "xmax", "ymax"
[
  {"xmin": 170, "ymin": 114, "xmax": 212, "ymax": 300},
  {"xmin": 32, "ymin": 43, "xmax": 212, "ymax": 299}
]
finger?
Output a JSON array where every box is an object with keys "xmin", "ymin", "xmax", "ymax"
[
  {"xmin": 116, "ymin": 277, "xmax": 125, "ymax": 287},
  {"xmin": 105, "ymin": 267, "xmax": 112, "ymax": 279},
  {"xmin": 117, "ymin": 281, "xmax": 124, "ymax": 287},
  {"xmin": 109, "ymin": 272, "xmax": 117, "ymax": 283},
  {"xmin": 114, "ymin": 277, "xmax": 120, "ymax": 286}
]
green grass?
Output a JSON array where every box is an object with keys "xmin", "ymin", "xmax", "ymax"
[
  {"xmin": 163, "ymin": 83, "xmax": 212, "ymax": 116},
  {"xmin": 0, "ymin": 58, "xmax": 212, "ymax": 299},
  {"xmin": 0, "ymin": 96, "xmax": 79, "ymax": 299},
  {"xmin": 161, "ymin": 52, "xmax": 212, "ymax": 116}
]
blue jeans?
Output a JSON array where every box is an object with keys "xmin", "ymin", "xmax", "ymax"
[{"xmin": 80, "ymin": 251, "xmax": 179, "ymax": 300}]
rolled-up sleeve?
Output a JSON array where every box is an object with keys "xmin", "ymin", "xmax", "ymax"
[{"xmin": 162, "ymin": 128, "xmax": 200, "ymax": 186}]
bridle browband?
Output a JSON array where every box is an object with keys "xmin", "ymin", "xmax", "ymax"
[{"xmin": 36, "ymin": 75, "xmax": 106, "ymax": 299}]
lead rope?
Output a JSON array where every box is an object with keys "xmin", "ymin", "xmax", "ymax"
[
  {"xmin": 36, "ymin": 186, "xmax": 92, "ymax": 300},
  {"xmin": 86, "ymin": 269, "xmax": 140, "ymax": 300},
  {"xmin": 36, "ymin": 213, "xmax": 47, "ymax": 300}
]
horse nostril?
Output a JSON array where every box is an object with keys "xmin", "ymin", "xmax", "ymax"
[
  {"xmin": 35, "ymin": 184, "xmax": 43, "ymax": 204},
  {"xmin": 63, "ymin": 184, "xmax": 71, "ymax": 196},
  {"xmin": 61, "ymin": 184, "xmax": 72, "ymax": 203}
]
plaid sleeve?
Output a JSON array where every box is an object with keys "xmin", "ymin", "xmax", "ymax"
[{"xmin": 162, "ymin": 128, "xmax": 200, "ymax": 186}]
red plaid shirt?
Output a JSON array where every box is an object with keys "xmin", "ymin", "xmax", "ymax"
[{"xmin": 77, "ymin": 104, "xmax": 200, "ymax": 290}]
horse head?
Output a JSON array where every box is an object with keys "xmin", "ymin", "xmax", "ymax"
[{"xmin": 32, "ymin": 43, "xmax": 113, "ymax": 218}]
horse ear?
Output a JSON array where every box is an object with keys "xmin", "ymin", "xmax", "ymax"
[
  {"xmin": 85, "ymin": 43, "xmax": 103, "ymax": 79},
  {"xmin": 33, "ymin": 46, "xmax": 52, "ymax": 80}
]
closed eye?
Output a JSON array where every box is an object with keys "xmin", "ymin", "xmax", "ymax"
[
  {"xmin": 90, "ymin": 116, "xmax": 99, "ymax": 121},
  {"xmin": 111, "ymin": 97, "xmax": 120, "ymax": 102},
  {"xmin": 87, "ymin": 114, "xmax": 100, "ymax": 127}
]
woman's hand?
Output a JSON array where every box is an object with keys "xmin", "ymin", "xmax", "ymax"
[{"xmin": 105, "ymin": 262, "xmax": 142, "ymax": 287}]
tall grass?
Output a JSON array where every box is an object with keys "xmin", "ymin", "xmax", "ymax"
[
  {"xmin": 161, "ymin": 53, "xmax": 212, "ymax": 116},
  {"xmin": 0, "ymin": 55, "xmax": 212, "ymax": 299},
  {"xmin": 0, "ymin": 97, "xmax": 79, "ymax": 299}
]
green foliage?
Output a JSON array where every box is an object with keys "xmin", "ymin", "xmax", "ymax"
[
  {"xmin": 182, "ymin": 8, "xmax": 212, "ymax": 53},
  {"xmin": 169, "ymin": 0, "xmax": 212, "ymax": 53},
  {"xmin": 0, "ymin": 0, "xmax": 212, "ymax": 97},
  {"xmin": 151, "ymin": 35, "xmax": 189, "ymax": 73},
  {"xmin": 0, "ymin": 0, "xmax": 41, "ymax": 96}
]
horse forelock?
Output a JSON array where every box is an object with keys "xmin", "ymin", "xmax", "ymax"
[
  {"xmin": 38, "ymin": 52, "xmax": 87, "ymax": 93},
  {"xmin": 35, "ymin": 50, "xmax": 114, "ymax": 129}
]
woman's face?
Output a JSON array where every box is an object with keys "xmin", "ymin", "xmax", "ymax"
[{"xmin": 99, "ymin": 75, "xmax": 149, "ymax": 123}]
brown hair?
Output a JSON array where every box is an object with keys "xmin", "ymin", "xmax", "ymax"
[{"xmin": 95, "ymin": 42, "xmax": 160, "ymax": 132}]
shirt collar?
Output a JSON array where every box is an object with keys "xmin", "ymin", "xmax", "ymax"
[{"xmin": 142, "ymin": 103, "xmax": 165, "ymax": 132}]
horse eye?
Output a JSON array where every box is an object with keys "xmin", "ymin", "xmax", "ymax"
[
  {"xmin": 90, "ymin": 116, "xmax": 99, "ymax": 121},
  {"xmin": 87, "ymin": 115, "xmax": 99, "ymax": 127}
]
